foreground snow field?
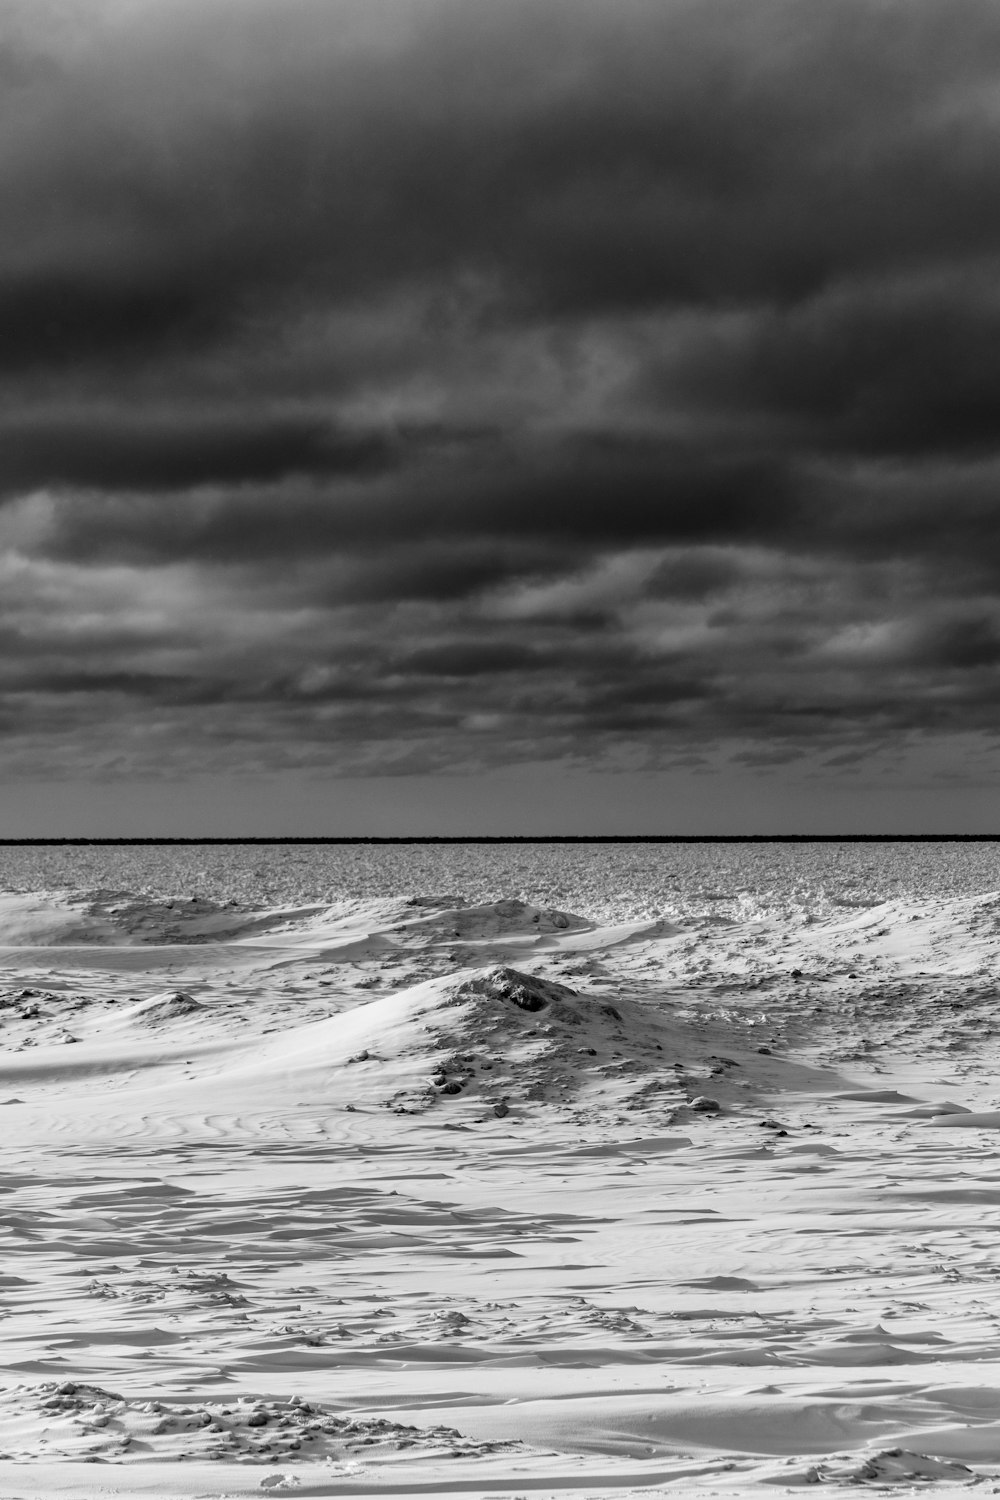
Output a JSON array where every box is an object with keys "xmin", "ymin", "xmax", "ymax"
[{"xmin": 0, "ymin": 845, "xmax": 998, "ymax": 1497}]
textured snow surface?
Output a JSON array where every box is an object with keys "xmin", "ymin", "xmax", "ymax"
[
  {"xmin": 0, "ymin": 847, "xmax": 995, "ymax": 1496},
  {"xmin": 1, "ymin": 838, "xmax": 1000, "ymax": 922}
]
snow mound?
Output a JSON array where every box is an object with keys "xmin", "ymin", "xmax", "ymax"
[
  {"xmin": 396, "ymin": 898, "xmax": 589, "ymax": 941},
  {"xmin": 121, "ymin": 990, "xmax": 206, "ymax": 1024},
  {"xmin": 222, "ymin": 964, "xmax": 779, "ymax": 1121},
  {"xmin": 0, "ymin": 892, "xmax": 132, "ymax": 946},
  {"xmin": 82, "ymin": 891, "xmax": 305, "ymax": 945}
]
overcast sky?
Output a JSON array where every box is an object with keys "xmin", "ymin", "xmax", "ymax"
[{"xmin": 2, "ymin": 0, "xmax": 999, "ymax": 835}]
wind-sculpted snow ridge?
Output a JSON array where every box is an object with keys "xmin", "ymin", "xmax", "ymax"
[
  {"xmin": 0, "ymin": 889, "xmax": 590, "ymax": 951},
  {"xmin": 395, "ymin": 893, "xmax": 588, "ymax": 938},
  {"xmin": 0, "ymin": 889, "xmax": 308, "ymax": 947}
]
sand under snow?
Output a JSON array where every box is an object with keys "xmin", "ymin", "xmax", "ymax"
[{"xmin": 0, "ymin": 848, "xmax": 998, "ymax": 1496}]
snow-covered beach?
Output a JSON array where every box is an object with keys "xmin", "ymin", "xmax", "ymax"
[{"xmin": 0, "ymin": 842, "xmax": 998, "ymax": 1497}]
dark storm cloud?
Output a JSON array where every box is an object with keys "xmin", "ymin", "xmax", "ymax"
[
  {"xmin": 0, "ymin": 269, "xmax": 228, "ymax": 375},
  {"xmin": 396, "ymin": 641, "xmax": 540, "ymax": 677},
  {"xmin": 16, "ymin": 670, "xmax": 199, "ymax": 700},
  {"xmin": 645, "ymin": 551, "xmax": 745, "ymax": 601},
  {"xmin": 649, "ymin": 270, "xmax": 1000, "ymax": 461},
  {"xmin": 813, "ymin": 460, "xmax": 1000, "ymax": 574},
  {"xmin": 908, "ymin": 614, "xmax": 1000, "ymax": 671},
  {"xmin": 31, "ymin": 441, "xmax": 795, "ymax": 567},
  {"xmin": 317, "ymin": 543, "xmax": 572, "ymax": 606},
  {"xmin": 4, "ymin": 0, "xmax": 1000, "ymax": 782},
  {"xmin": 0, "ymin": 416, "xmax": 396, "ymax": 494},
  {"xmin": 4, "ymin": 0, "xmax": 1000, "ymax": 375}
]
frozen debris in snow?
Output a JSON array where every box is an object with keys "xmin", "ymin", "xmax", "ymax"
[
  {"xmin": 0, "ymin": 1382, "xmax": 522, "ymax": 1464},
  {"xmin": 845, "ymin": 1448, "xmax": 975, "ymax": 1484}
]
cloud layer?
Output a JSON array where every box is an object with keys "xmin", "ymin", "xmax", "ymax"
[{"xmin": 3, "ymin": 0, "xmax": 1000, "ymax": 793}]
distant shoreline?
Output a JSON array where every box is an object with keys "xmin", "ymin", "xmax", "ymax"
[{"xmin": 0, "ymin": 835, "xmax": 997, "ymax": 846}]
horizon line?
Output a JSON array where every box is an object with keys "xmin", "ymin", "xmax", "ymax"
[{"xmin": 0, "ymin": 834, "xmax": 997, "ymax": 846}]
